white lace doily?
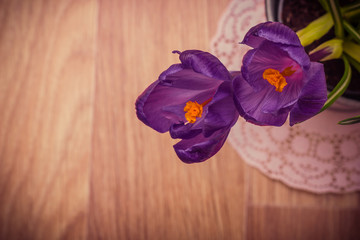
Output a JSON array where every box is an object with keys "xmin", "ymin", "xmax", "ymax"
[{"xmin": 211, "ymin": 0, "xmax": 360, "ymax": 193}]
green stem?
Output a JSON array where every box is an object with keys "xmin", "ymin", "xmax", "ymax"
[
  {"xmin": 342, "ymin": 1, "xmax": 360, "ymax": 13},
  {"xmin": 343, "ymin": 20, "xmax": 360, "ymax": 44},
  {"xmin": 345, "ymin": 53, "xmax": 360, "ymax": 73},
  {"xmin": 338, "ymin": 115, "xmax": 360, "ymax": 125},
  {"xmin": 326, "ymin": 0, "xmax": 344, "ymax": 38},
  {"xmin": 320, "ymin": 55, "xmax": 352, "ymax": 112}
]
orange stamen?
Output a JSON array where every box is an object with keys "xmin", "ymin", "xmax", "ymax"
[
  {"xmin": 184, "ymin": 98, "xmax": 212, "ymax": 123},
  {"xmin": 281, "ymin": 66, "xmax": 296, "ymax": 77},
  {"xmin": 201, "ymin": 98, "xmax": 212, "ymax": 107},
  {"xmin": 262, "ymin": 66, "xmax": 295, "ymax": 92}
]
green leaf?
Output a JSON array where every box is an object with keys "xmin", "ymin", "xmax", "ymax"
[
  {"xmin": 319, "ymin": 0, "xmax": 360, "ymax": 19},
  {"xmin": 320, "ymin": 56, "xmax": 352, "ymax": 112},
  {"xmin": 318, "ymin": 0, "xmax": 329, "ymax": 11},
  {"xmin": 343, "ymin": 41, "xmax": 360, "ymax": 64},
  {"xmin": 344, "ymin": 7, "xmax": 360, "ymax": 20},
  {"xmin": 345, "ymin": 53, "xmax": 360, "ymax": 73},
  {"xmin": 343, "ymin": 20, "xmax": 360, "ymax": 44},
  {"xmin": 343, "ymin": 1, "xmax": 360, "ymax": 20},
  {"xmin": 326, "ymin": 0, "xmax": 344, "ymax": 38},
  {"xmin": 343, "ymin": 0, "xmax": 360, "ymax": 13},
  {"xmin": 296, "ymin": 14, "xmax": 333, "ymax": 47},
  {"xmin": 342, "ymin": 0, "xmax": 360, "ymax": 12},
  {"xmin": 338, "ymin": 115, "xmax": 360, "ymax": 125}
]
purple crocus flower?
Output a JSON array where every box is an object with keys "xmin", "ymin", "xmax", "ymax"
[
  {"xmin": 233, "ymin": 22, "xmax": 327, "ymax": 126},
  {"xmin": 136, "ymin": 50, "xmax": 239, "ymax": 163}
]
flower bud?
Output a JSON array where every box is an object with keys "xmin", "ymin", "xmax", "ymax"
[{"xmin": 309, "ymin": 39, "xmax": 343, "ymax": 62}]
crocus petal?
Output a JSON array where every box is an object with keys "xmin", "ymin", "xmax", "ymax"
[
  {"xmin": 169, "ymin": 112, "xmax": 206, "ymax": 139},
  {"xmin": 241, "ymin": 48, "xmax": 270, "ymax": 91},
  {"xmin": 160, "ymin": 68, "xmax": 223, "ymax": 90},
  {"xmin": 135, "ymin": 71, "xmax": 221, "ymax": 133},
  {"xmin": 158, "ymin": 63, "xmax": 184, "ymax": 80},
  {"xmin": 203, "ymin": 81, "xmax": 239, "ymax": 137},
  {"xmin": 173, "ymin": 128, "xmax": 231, "ymax": 163},
  {"xmin": 179, "ymin": 50, "xmax": 231, "ymax": 81},
  {"xmin": 136, "ymin": 80, "xmax": 159, "ymax": 128},
  {"xmin": 233, "ymin": 73, "xmax": 288, "ymax": 126},
  {"xmin": 169, "ymin": 122, "xmax": 203, "ymax": 139},
  {"xmin": 278, "ymin": 44, "xmax": 310, "ymax": 71},
  {"xmin": 241, "ymin": 41, "xmax": 308, "ymax": 92},
  {"xmin": 241, "ymin": 42, "xmax": 295, "ymax": 91},
  {"xmin": 261, "ymin": 73, "xmax": 303, "ymax": 115},
  {"xmin": 241, "ymin": 21, "xmax": 302, "ymax": 48},
  {"xmin": 289, "ymin": 62, "xmax": 327, "ymax": 125},
  {"xmin": 242, "ymin": 22, "xmax": 311, "ymax": 70}
]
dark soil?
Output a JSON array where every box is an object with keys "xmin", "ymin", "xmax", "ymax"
[{"xmin": 281, "ymin": 0, "xmax": 360, "ymax": 100}]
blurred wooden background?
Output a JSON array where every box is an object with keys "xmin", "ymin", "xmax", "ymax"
[{"xmin": 0, "ymin": 0, "xmax": 359, "ymax": 239}]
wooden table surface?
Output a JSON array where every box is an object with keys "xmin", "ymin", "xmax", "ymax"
[{"xmin": 0, "ymin": 0, "xmax": 359, "ymax": 239}]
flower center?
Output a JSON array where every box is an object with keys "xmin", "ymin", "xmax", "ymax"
[
  {"xmin": 184, "ymin": 98, "xmax": 212, "ymax": 123},
  {"xmin": 262, "ymin": 66, "xmax": 295, "ymax": 92}
]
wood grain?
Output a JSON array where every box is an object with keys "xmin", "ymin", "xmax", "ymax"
[
  {"xmin": 0, "ymin": 0, "xmax": 98, "ymax": 239},
  {"xmin": 0, "ymin": 0, "xmax": 359, "ymax": 239}
]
